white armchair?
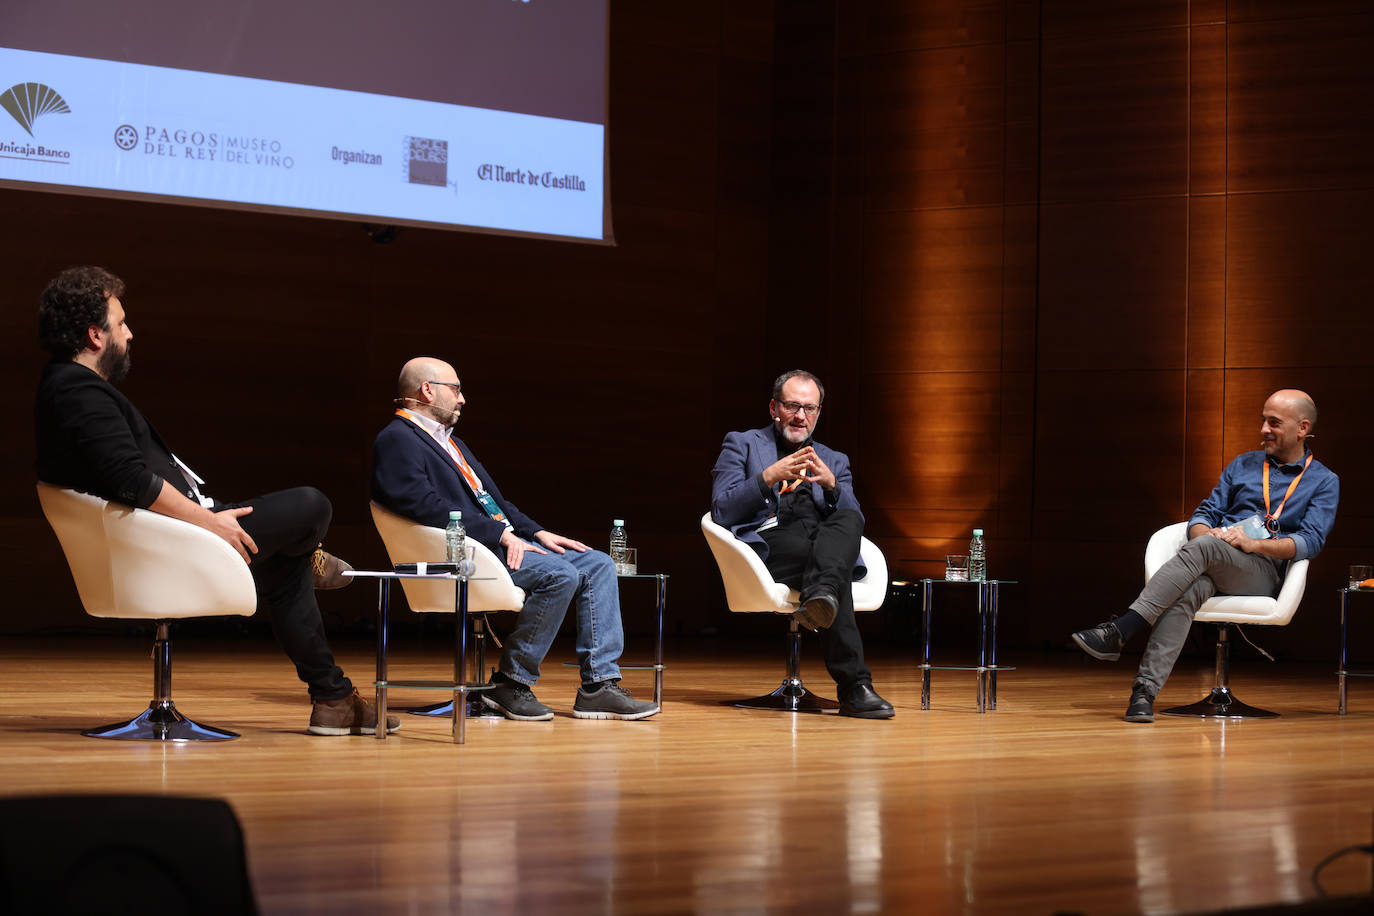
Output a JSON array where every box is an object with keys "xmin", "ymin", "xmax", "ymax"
[
  {"xmin": 36, "ymin": 483, "xmax": 257, "ymax": 741},
  {"xmin": 1145, "ymin": 521, "xmax": 1309, "ymax": 718},
  {"xmin": 700, "ymin": 512, "xmax": 887, "ymax": 711}
]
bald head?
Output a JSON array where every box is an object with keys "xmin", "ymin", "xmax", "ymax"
[
  {"xmin": 1272, "ymin": 388, "xmax": 1317, "ymax": 429},
  {"xmin": 1261, "ymin": 389, "xmax": 1316, "ymax": 464},
  {"xmin": 397, "ymin": 356, "xmax": 455, "ymax": 397},
  {"xmin": 396, "ymin": 357, "xmax": 464, "ymax": 427}
]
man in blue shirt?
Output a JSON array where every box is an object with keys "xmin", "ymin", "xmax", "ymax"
[{"xmin": 1070, "ymin": 389, "xmax": 1339, "ymax": 723}]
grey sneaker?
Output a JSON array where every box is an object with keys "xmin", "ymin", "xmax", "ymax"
[
  {"xmin": 1123, "ymin": 688, "xmax": 1155, "ymax": 723},
  {"xmin": 1071, "ymin": 621, "xmax": 1124, "ymax": 661},
  {"xmin": 482, "ymin": 679, "xmax": 554, "ymax": 721},
  {"xmin": 573, "ymin": 680, "xmax": 660, "ymax": 720}
]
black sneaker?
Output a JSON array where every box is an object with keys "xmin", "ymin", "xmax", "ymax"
[
  {"xmin": 1071, "ymin": 621, "xmax": 1124, "ymax": 661},
  {"xmin": 795, "ymin": 589, "xmax": 839, "ymax": 631},
  {"xmin": 573, "ymin": 680, "xmax": 660, "ymax": 720},
  {"xmin": 482, "ymin": 678, "xmax": 554, "ymax": 721},
  {"xmin": 1123, "ymin": 688, "xmax": 1155, "ymax": 723}
]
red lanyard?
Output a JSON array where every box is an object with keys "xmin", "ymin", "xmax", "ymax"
[{"xmin": 1263, "ymin": 451, "xmax": 1313, "ymax": 530}]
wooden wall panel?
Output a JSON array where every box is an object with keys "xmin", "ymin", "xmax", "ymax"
[
  {"xmin": 840, "ymin": 0, "xmax": 1006, "ymax": 55},
  {"xmin": 1041, "ymin": 1, "xmax": 1186, "ymax": 36},
  {"xmin": 1183, "ymin": 368, "xmax": 1226, "ymax": 516},
  {"xmin": 1224, "ymin": 189, "xmax": 1374, "ymax": 370},
  {"xmin": 1037, "ymin": 198, "xmax": 1187, "ymax": 370},
  {"xmin": 1189, "ymin": 24, "xmax": 1227, "ymax": 195},
  {"xmin": 861, "ymin": 44, "xmax": 1008, "ymax": 211},
  {"xmin": 1186, "ymin": 196, "xmax": 1226, "ymax": 368},
  {"xmin": 1227, "ymin": 13, "xmax": 1374, "ymax": 193},
  {"xmin": 1040, "ymin": 27, "xmax": 1189, "ymax": 201},
  {"xmin": 860, "ymin": 206, "xmax": 1008, "ymax": 375},
  {"xmin": 1032, "ymin": 369, "xmax": 1188, "ymax": 541}
]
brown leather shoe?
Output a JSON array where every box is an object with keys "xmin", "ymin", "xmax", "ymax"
[
  {"xmin": 311, "ymin": 546, "xmax": 353, "ymax": 590},
  {"xmin": 308, "ymin": 689, "xmax": 400, "ymax": 736}
]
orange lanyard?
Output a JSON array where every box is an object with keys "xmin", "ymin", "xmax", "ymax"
[
  {"xmin": 1263, "ymin": 451, "xmax": 1313, "ymax": 528},
  {"xmin": 396, "ymin": 409, "xmax": 483, "ymax": 493},
  {"xmin": 779, "ymin": 476, "xmax": 805, "ymax": 494}
]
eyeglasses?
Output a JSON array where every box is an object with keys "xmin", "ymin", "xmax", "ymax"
[
  {"xmin": 777, "ymin": 401, "xmax": 821, "ymax": 416},
  {"xmin": 426, "ymin": 381, "xmax": 462, "ymax": 392}
]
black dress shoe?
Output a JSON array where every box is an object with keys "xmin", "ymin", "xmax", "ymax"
[
  {"xmin": 839, "ymin": 683, "xmax": 895, "ymax": 719},
  {"xmin": 795, "ymin": 589, "xmax": 838, "ymax": 631}
]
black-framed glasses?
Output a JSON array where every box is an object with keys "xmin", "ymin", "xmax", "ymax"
[
  {"xmin": 427, "ymin": 381, "xmax": 462, "ymax": 392},
  {"xmin": 778, "ymin": 400, "xmax": 821, "ymax": 416}
]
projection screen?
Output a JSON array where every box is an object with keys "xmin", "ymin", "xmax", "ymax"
[{"xmin": 0, "ymin": 0, "xmax": 611, "ymax": 242}]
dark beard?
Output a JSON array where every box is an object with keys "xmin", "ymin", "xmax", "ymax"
[{"xmin": 98, "ymin": 342, "xmax": 132, "ymax": 383}]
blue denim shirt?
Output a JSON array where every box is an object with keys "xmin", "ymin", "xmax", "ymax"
[{"xmin": 1189, "ymin": 449, "xmax": 1339, "ymax": 560}]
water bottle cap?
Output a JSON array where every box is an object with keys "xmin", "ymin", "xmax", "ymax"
[
  {"xmin": 973, "ymin": 528, "xmax": 983, "ymax": 536},
  {"xmin": 613, "ymin": 519, "xmax": 625, "ymax": 527},
  {"xmin": 450, "ymin": 510, "xmax": 461, "ymax": 520}
]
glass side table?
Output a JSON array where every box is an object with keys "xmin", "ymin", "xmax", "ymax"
[
  {"xmin": 1338, "ymin": 586, "xmax": 1374, "ymax": 715},
  {"xmin": 616, "ymin": 573, "xmax": 667, "ymax": 709},
  {"xmin": 919, "ymin": 578, "xmax": 1016, "ymax": 713},
  {"xmin": 344, "ymin": 568, "xmax": 492, "ymax": 745},
  {"xmin": 561, "ymin": 572, "xmax": 667, "ymax": 709}
]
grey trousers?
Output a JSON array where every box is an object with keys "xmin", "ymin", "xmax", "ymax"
[{"xmin": 1130, "ymin": 535, "xmax": 1282, "ymax": 696}]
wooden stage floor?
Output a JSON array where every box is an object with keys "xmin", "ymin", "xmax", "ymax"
[{"xmin": 1, "ymin": 635, "xmax": 1373, "ymax": 915}]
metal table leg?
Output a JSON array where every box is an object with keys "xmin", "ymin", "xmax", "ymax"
[
  {"xmin": 454, "ymin": 573, "xmax": 469, "ymax": 745},
  {"xmin": 988, "ymin": 581, "xmax": 1000, "ymax": 711},
  {"xmin": 375, "ymin": 579, "xmax": 389, "ymax": 741},
  {"xmin": 1340, "ymin": 588, "xmax": 1349, "ymax": 715},
  {"xmin": 654, "ymin": 574, "xmax": 666, "ymax": 709},
  {"xmin": 921, "ymin": 579, "xmax": 933, "ymax": 710},
  {"xmin": 976, "ymin": 581, "xmax": 988, "ymax": 714}
]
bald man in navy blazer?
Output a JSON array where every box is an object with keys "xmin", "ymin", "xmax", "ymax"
[
  {"xmin": 710, "ymin": 369, "xmax": 893, "ymax": 718},
  {"xmin": 371, "ymin": 357, "xmax": 659, "ymax": 723}
]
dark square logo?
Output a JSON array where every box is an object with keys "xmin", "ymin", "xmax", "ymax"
[{"xmin": 406, "ymin": 136, "xmax": 447, "ymax": 187}]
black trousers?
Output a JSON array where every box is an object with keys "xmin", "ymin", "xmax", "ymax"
[
  {"xmin": 216, "ymin": 487, "xmax": 352, "ymax": 700},
  {"xmin": 758, "ymin": 504, "xmax": 871, "ymax": 691}
]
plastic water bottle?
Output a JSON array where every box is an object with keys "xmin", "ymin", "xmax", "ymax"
[
  {"xmin": 969, "ymin": 528, "xmax": 986, "ymax": 582},
  {"xmin": 609, "ymin": 519, "xmax": 628, "ymax": 569},
  {"xmin": 445, "ymin": 510, "xmax": 466, "ymax": 571}
]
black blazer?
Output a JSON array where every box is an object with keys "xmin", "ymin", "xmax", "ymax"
[
  {"xmin": 34, "ymin": 360, "xmax": 185, "ymax": 508},
  {"xmin": 370, "ymin": 415, "xmax": 543, "ymax": 553}
]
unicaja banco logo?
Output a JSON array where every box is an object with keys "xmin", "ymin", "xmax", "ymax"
[{"xmin": 1, "ymin": 83, "xmax": 71, "ymax": 136}]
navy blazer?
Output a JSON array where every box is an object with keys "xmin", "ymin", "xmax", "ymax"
[
  {"xmin": 709, "ymin": 424, "xmax": 865, "ymax": 575},
  {"xmin": 370, "ymin": 416, "xmax": 543, "ymax": 553}
]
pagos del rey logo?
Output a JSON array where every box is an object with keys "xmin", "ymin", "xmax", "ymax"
[{"xmin": 1, "ymin": 82, "xmax": 70, "ymax": 136}]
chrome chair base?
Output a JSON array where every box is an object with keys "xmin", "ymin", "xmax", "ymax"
[
  {"xmin": 82, "ymin": 700, "xmax": 239, "ymax": 741},
  {"xmin": 1162, "ymin": 687, "xmax": 1279, "ymax": 719},
  {"xmin": 405, "ymin": 697, "xmax": 502, "ymax": 718},
  {"xmin": 732, "ymin": 677, "xmax": 839, "ymax": 713}
]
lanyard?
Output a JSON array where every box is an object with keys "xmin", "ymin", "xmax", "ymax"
[
  {"xmin": 395, "ymin": 409, "xmax": 484, "ymax": 493},
  {"xmin": 1263, "ymin": 451, "xmax": 1313, "ymax": 531}
]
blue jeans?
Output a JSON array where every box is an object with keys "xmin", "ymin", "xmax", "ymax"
[{"xmin": 501, "ymin": 544, "xmax": 624, "ymax": 687}]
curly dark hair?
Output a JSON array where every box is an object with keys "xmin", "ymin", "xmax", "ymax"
[
  {"xmin": 771, "ymin": 369, "xmax": 825, "ymax": 404},
  {"xmin": 38, "ymin": 266, "xmax": 125, "ymax": 359}
]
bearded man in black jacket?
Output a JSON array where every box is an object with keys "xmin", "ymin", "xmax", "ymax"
[{"xmin": 34, "ymin": 265, "xmax": 396, "ymax": 736}]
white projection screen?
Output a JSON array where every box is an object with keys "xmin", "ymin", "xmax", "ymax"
[{"xmin": 0, "ymin": 0, "xmax": 611, "ymax": 242}]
